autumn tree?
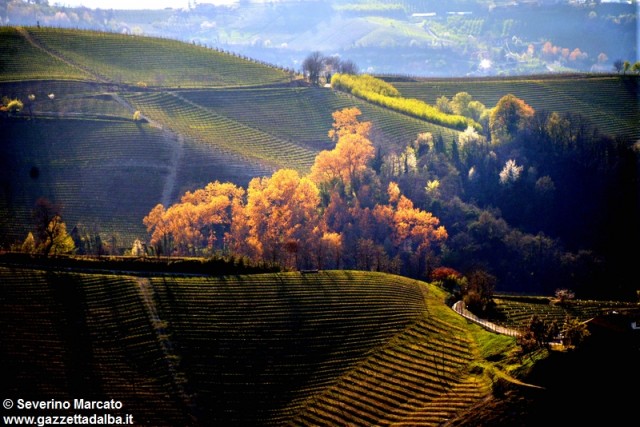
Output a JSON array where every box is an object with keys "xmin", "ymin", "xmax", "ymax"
[
  {"xmin": 461, "ymin": 269, "xmax": 496, "ymax": 315},
  {"xmin": 143, "ymin": 181, "xmax": 244, "ymax": 256},
  {"xmin": 316, "ymin": 231, "xmax": 343, "ymax": 269},
  {"xmin": 489, "ymin": 94, "xmax": 535, "ymax": 144},
  {"xmin": 31, "ymin": 198, "xmax": 73, "ymax": 256},
  {"xmin": 229, "ymin": 169, "xmax": 320, "ymax": 268},
  {"xmin": 382, "ymin": 182, "xmax": 448, "ymax": 277},
  {"xmin": 1, "ymin": 97, "xmax": 23, "ymax": 116},
  {"xmin": 430, "ymin": 266, "xmax": 465, "ymax": 293},
  {"xmin": 310, "ymin": 107, "xmax": 375, "ymax": 191}
]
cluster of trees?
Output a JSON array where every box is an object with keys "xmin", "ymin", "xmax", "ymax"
[
  {"xmin": 613, "ymin": 59, "xmax": 640, "ymax": 74},
  {"xmin": 143, "ymin": 107, "xmax": 447, "ymax": 278},
  {"xmin": 301, "ymin": 51, "xmax": 358, "ymax": 86},
  {"xmin": 331, "ymin": 73, "xmax": 479, "ymax": 131},
  {"xmin": 435, "ymin": 91, "xmax": 489, "ymax": 128},
  {"xmin": 18, "ymin": 198, "xmax": 75, "ymax": 256},
  {"xmin": 540, "ymin": 41, "xmax": 589, "ymax": 64},
  {"xmin": 518, "ymin": 313, "xmax": 590, "ymax": 356},
  {"xmin": 139, "ymin": 85, "xmax": 637, "ymax": 300}
]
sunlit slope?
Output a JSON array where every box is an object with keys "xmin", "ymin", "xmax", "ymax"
[
  {"xmin": 0, "ymin": 268, "xmax": 491, "ymax": 426},
  {"xmin": 391, "ymin": 75, "xmax": 640, "ymax": 140},
  {"xmin": 3, "ymin": 27, "xmax": 292, "ymax": 87},
  {"xmin": 0, "ymin": 27, "xmax": 90, "ymax": 82},
  {"xmin": 124, "ymin": 91, "xmax": 319, "ymax": 172},
  {"xmin": 176, "ymin": 87, "xmax": 461, "ymax": 152}
]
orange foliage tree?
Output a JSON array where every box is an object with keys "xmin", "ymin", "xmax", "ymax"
[
  {"xmin": 143, "ymin": 181, "xmax": 244, "ymax": 255},
  {"xmin": 310, "ymin": 107, "xmax": 375, "ymax": 190},
  {"xmin": 227, "ymin": 169, "xmax": 321, "ymax": 268},
  {"xmin": 489, "ymin": 94, "xmax": 535, "ymax": 145}
]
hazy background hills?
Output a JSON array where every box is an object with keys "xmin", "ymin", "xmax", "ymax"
[{"xmin": 3, "ymin": 0, "xmax": 637, "ymax": 77}]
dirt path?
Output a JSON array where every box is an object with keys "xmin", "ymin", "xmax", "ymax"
[
  {"xmin": 161, "ymin": 134, "xmax": 184, "ymax": 207},
  {"xmin": 135, "ymin": 277, "xmax": 196, "ymax": 419}
]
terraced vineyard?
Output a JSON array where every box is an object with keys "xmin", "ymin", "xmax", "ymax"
[
  {"xmin": 0, "ymin": 27, "xmax": 90, "ymax": 82},
  {"xmin": 21, "ymin": 27, "xmax": 292, "ymax": 88},
  {"xmin": 124, "ymin": 91, "xmax": 318, "ymax": 172},
  {"xmin": 180, "ymin": 87, "xmax": 462, "ymax": 153},
  {"xmin": 1, "ymin": 267, "xmax": 499, "ymax": 426},
  {"xmin": 0, "ymin": 267, "xmax": 189, "ymax": 425},
  {"xmin": 389, "ymin": 75, "xmax": 640, "ymax": 140},
  {"xmin": 490, "ymin": 295, "xmax": 640, "ymax": 331}
]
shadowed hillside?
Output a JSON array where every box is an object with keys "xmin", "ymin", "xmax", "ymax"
[{"xmin": 0, "ymin": 267, "xmax": 498, "ymax": 426}]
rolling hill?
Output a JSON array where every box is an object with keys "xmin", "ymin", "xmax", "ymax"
[
  {"xmin": 0, "ymin": 26, "xmax": 465, "ymax": 249},
  {"xmin": 2, "ymin": 261, "xmax": 638, "ymax": 426},
  {"xmin": 1, "ymin": 19, "xmax": 639, "ymax": 427},
  {"xmin": 386, "ymin": 74, "xmax": 640, "ymax": 141},
  {"xmin": 0, "ymin": 267, "xmax": 501, "ymax": 426}
]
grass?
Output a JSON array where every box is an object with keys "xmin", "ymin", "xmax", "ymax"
[
  {"xmin": 179, "ymin": 86, "xmax": 462, "ymax": 152},
  {"xmin": 2, "ymin": 262, "xmax": 636, "ymax": 425}
]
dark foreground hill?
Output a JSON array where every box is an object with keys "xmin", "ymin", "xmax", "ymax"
[
  {"xmin": 1, "ymin": 267, "xmax": 495, "ymax": 426},
  {"xmin": 2, "ymin": 263, "xmax": 639, "ymax": 426}
]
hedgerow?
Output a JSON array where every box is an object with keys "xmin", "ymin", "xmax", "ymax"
[{"xmin": 331, "ymin": 73, "xmax": 481, "ymax": 131}]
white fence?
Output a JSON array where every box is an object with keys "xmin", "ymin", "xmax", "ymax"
[{"xmin": 452, "ymin": 301, "xmax": 521, "ymax": 337}]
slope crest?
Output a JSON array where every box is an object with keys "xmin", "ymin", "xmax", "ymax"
[{"xmin": 3, "ymin": 27, "xmax": 292, "ymax": 88}]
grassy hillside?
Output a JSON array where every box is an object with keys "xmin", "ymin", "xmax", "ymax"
[
  {"xmin": 388, "ymin": 74, "xmax": 640, "ymax": 140},
  {"xmin": 0, "ymin": 267, "xmax": 505, "ymax": 426},
  {"xmin": 4, "ymin": 262, "xmax": 636, "ymax": 426},
  {"xmin": 0, "ymin": 27, "xmax": 466, "ymax": 250}
]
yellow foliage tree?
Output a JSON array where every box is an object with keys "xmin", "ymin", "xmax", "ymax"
[{"xmin": 310, "ymin": 107, "xmax": 375, "ymax": 188}]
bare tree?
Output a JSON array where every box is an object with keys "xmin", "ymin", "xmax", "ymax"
[
  {"xmin": 338, "ymin": 59, "xmax": 358, "ymax": 75},
  {"xmin": 613, "ymin": 59, "xmax": 624, "ymax": 73},
  {"xmin": 302, "ymin": 51, "xmax": 325, "ymax": 85}
]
